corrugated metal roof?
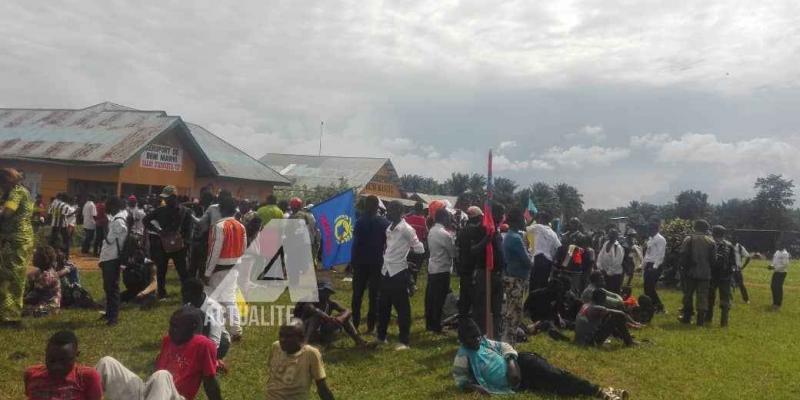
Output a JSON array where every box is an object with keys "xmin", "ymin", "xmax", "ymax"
[
  {"xmin": 260, "ymin": 153, "xmax": 390, "ymax": 189},
  {"xmin": 0, "ymin": 104, "xmax": 180, "ymax": 165},
  {"xmin": 186, "ymin": 123, "xmax": 290, "ymax": 185},
  {"xmin": 410, "ymin": 193, "xmax": 460, "ymax": 207}
]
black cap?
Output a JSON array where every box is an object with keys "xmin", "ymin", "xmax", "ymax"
[{"xmin": 317, "ymin": 280, "xmax": 335, "ymax": 294}]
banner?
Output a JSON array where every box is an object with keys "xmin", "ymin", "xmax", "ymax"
[
  {"xmin": 140, "ymin": 144, "xmax": 183, "ymax": 172},
  {"xmin": 311, "ymin": 189, "xmax": 355, "ymax": 269}
]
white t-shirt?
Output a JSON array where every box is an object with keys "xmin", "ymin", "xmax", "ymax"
[
  {"xmin": 734, "ymin": 243, "xmax": 750, "ymax": 270},
  {"xmin": 82, "ymin": 201, "xmax": 97, "ymax": 230},
  {"xmin": 597, "ymin": 240, "xmax": 625, "ymax": 276},
  {"xmin": 526, "ymin": 224, "xmax": 561, "ymax": 261},
  {"xmin": 382, "ymin": 220, "xmax": 424, "ymax": 277},
  {"xmin": 427, "ymin": 223, "xmax": 456, "ymax": 274},
  {"xmin": 99, "ymin": 210, "xmax": 129, "ymax": 263},
  {"xmin": 772, "ymin": 249, "xmax": 791, "ymax": 273},
  {"xmin": 643, "ymin": 233, "xmax": 667, "ymax": 269}
]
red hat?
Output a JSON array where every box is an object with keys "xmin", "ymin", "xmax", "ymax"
[{"xmin": 289, "ymin": 197, "xmax": 303, "ymax": 210}]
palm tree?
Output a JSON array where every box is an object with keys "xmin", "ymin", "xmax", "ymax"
[{"xmin": 444, "ymin": 173, "xmax": 470, "ymax": 196}]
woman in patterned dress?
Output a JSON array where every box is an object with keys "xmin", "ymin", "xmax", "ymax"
[{"xmin": 0, "ymin": 168, "xmax": 35, "ymax": 327}]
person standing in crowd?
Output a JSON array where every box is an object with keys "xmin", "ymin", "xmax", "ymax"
[
  {"xmin": 24, "ymin": 330, "xmax": 103, "ymax": 400},
  {"xmin": 473, "ymin": 202, "xmax": 506, "ymax": 339},
  {"xmin": 32, "ymin": 194, "xmax": 46, "ymax": 234},
  {"xmin": 597, "ymin": 229, "xmax": 625, "ymax": 294},
  {"xmin": 731, "ymin": 235, "xmax": 751, "ymax": 304},
  {"xmin": 708, "ymin": 225, "xmax": 735, "ymax": 327},
  {"xmin": 96, "ymin": 307, "xmax": 222, "ymax": 400},
  {"xmin": 350, "ymin": 195, "xmax": 390, "ymax": 334},
  {"xmin": 526, "ymin": 211, "xmax": 561, "ymax": 290},
  {"xmin": 256, "ymin": 194, "xmax": 284, "ymax": 229},
  {"xmin": 377, "ymin": 201, "xmax": 424, "ymax": 351},
  {"xmin": 92, "ymin": 196, "xmax": 108, "ymax": 258},
  {"xmin": 455, "ymin": 206, "xmax": 485, "ymax": 318},
  {"xmin": 621, "ymin": 231, "xmax": 642, "ymax": 287},
  {"xmin": 47, "ymin": 193, "xmax": 73, "ymax": 258},
  {"xmin": 289, "ymin": 197, "xmax": 321, "ymax": 268},
  {"xmin": 81, "ymin": 195, "xmax": 97, "ymax": 255},
  {"xmin": 0, "ymin": 168, "xmax": 35, "ymax": 328},
  {"xmin": 192, "ymin": 190, "xmax": 229, "ymax": 278},
  {"xmin": 64, "ymin": 196, "xmax": 78, "ymax": 257},
  {"xmin": 770, "ymin": 246, "xmax": 791, "ymax": 310},
  {"xmin": 500, "ymin": 208, "xmax": 532, "ymax": 345},
  {"xmin": 143, "ymin": 185, "xmax": 193, "ymax": 300},
  {"xmin": 425, "ymin": 208, "xmax": 455, "ymax": 333},
  {"xmin": 99, "ymin": 196, "xmax": 127, "ymax": 326},
  {"xmin": 453, "ymin": 317, "xmax": 627, "ymax": 399},
  {"xmin": 204, "ymin": 195, "xmax": 246, "ymax": 342},
  {"xmin": 642, "ymin": 221, "xmax": 667, "ymax": 313},
  {"xmin": 679, "ymin": 220, "xmax": 715, "ymax": 326},
  {"xmin": 126, "ymin": 195, "xmax": 146, "ymax": 236},
  {"xmin": 405, "ymin": 202, "xmax": 429, "ymax": 278}
]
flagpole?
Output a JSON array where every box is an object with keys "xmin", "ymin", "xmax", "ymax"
[{"xmin": 485, "ymin": 149, "xmax": 494, "ymax": 339}]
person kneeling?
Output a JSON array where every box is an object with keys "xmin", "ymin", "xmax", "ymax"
[
  {"xmin": 266, "ymin": 318, "xmax": 334, "ymax": 400},
  {"xmin": 293, "ymin": 281, "xmax": 369, "ymax": 348},
  {"xmin": 96, "ymin": 307, "xmax": 222, "ymax": 400},
  {"xmin": 453, "ymin": 317, "xmax": 627, "ymax": 399},
  {"xmin": 575, "ymin": 290, "xmax": 641, "ymax": 347}
]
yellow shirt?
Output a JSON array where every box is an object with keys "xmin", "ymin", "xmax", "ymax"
[{"xmin": 266, "ymin": 342, "xmax": 326, "ymax": 400}]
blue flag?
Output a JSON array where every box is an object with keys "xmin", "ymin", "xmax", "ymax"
[{"xmin": 311, "ymin": 190, "xmax": 355, "ymax": 269}]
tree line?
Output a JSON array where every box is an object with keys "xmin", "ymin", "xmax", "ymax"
[{"xmin": 400, "ymin": 173, "xmax": 799, "ymax": 232}]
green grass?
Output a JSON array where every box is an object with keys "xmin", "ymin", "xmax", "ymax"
[{"xmin": 2, "ymin": 260, "xmax": 799, "ymax": 399}]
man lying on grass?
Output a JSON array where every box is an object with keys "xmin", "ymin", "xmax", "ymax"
[
  {"xmin": 24, "ymin": 330, "xmax": 103, "ymax": 400},
  {"xmin": 96, "ymin": 306, "xmax": 222, "ymax": 400},
  {"xmin": 453, "ymin": 317, "xmax": 628, "ymax": 399},
  {"xmin": 266, "ymin": 318, "xmax": 334, "ymax": 400}
]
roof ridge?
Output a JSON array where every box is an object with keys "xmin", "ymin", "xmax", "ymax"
[{"xmin": 262, "ymin": 152, "xmax": 389, "ymax": 161}]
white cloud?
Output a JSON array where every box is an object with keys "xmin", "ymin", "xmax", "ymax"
[
  {"xmin": 494, "ymin": 155, "xmax": 554, "ymax": 172},
  {"xmin": 543, "ymin": 145, "xmax": 630, "ymax": 168},
  {"xmin": 499, "ymin": 140, "xmax": 517, "ymax": 150},
  {"xmin": 630, "ymin": 133, "xmax": 671, "ymax": 149},
  {"xmin": 568, "ymin": 125, "xmax": 606, "ymax": 142}
]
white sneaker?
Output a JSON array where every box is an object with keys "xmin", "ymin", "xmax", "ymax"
[{"xmin": 394, "ymin": 344, "xmax": 410, "ymax": 351}]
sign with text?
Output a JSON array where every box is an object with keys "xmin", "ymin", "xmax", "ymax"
[{"xmin": 140, "ymin": 144, "xmax": 182, "ymax": 172}]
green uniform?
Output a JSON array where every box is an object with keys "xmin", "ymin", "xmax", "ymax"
[
  {"xmin": 679, "ymin": 233, "xmax": 716, "ymax": 323},
  {"xmin": 256, "ymin": 205, "xmax": 284, "ymax": 228},
  {"xmin": 0, "ymin": 184, "xmax": 35, "ymax": 322}
]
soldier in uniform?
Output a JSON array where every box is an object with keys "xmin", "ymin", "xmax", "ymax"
[
  {"xmin": 679, "ymin": 220, "xmax": 716, "ymax": 326},
  {"xmin": 708, "ymin": 225, "xmax": 735, "ymax": 327}
]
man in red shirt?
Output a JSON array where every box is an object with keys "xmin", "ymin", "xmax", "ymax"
[
  {"xmin": 96, "ymin": 307, "xmax": 222, "ymax": 400},
  {"xmin": 404, "ymin": 202, "xmax": 429, "ymax": 284},
  {"xmin": 25, "ymin": 330, "xmax": 103, "ymax": 400}
]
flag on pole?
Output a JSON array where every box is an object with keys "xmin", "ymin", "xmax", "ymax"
[
  {"xmin": 523, "ymin": 197, "xmax": 538, "ymax": 223},
  {"xmin": 310, "ymin": 189, "xmax": 355, "ymax": 269},
  {"xmin": 483, "ymin": 150, "xmax": 495, "ymax": 271}
]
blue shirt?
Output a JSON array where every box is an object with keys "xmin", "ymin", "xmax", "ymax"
[
  {"xmin": 351, "ymin": 214, "xmax": 390, "ymax": 266},
  {"xmin": 502, "ymin": 230, "xmax": 532, "ymax": 279},
  {"xmin": 452, "ymin": 338, "xmax": 517, "ymax": 395}
]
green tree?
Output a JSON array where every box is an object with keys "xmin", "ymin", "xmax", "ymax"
[
  {"xmin": 554, "ymin": 183, "xmax": 584, "ymax": 221},
  {"xmin": 443, "ymin": 173, "xmax": 470, "ymax": 196},
  {"xmin": 529, "ymin": 182, "xmax": 560, "ymax": 217},
  {"xmin": 493, "ymin": 177, "xmax": 517, "ymax": 207},
  {"xmin": 399, "ymin": 174, "xmax": 441, "ymax": 194},
  {"xmin": 751, "ymin": 174, "xmax": 795, "ymax": 229},
  {"xmin": 712, "ymin": 198, "xmax": 752, "ymax": 230},
  {"xmin": 468, "ymin": 173, "xmax": 487, "ymax": 196},
  {"xmin": 675, "ymin": 190, "xmax": 710, "ymax": 220}
]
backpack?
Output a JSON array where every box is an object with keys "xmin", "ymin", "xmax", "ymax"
[
  {"xmin": 712, "ymin": 240, "xmax": 734, "ymax": 277},
  {"xmin": 113, "ymin": 216, "xmax": 146, "ymax": 266},
  {"xmin": 61, "ymin": 282, "xmax": 100, "ymax": 309}
]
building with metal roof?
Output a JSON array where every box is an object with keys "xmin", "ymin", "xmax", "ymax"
[
  {"xmin": 407, "ymin": 192, "xmax": 460, "ymax": 208},
  {"xmin": 0, "ymin": 102, "xmax": 288, "ymax": 201},
  {"xmin": 260, "ymin": 153, "xmax": 402, "ymax": 198}
]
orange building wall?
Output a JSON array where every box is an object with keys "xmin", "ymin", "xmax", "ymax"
[
  {"xmin": 195, "ymin": 177, "xmax": 274, "ymax": 201},
  {"xmin": 118, "ymin": 131, "xmax": 197, "ymax": 195},
  {"xmin": 0, "ymin": 159, "xmax": 118, "ymax": 201}
]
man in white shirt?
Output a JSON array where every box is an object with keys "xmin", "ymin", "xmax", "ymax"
[
  {"xmin": 425, "ymin": 209, "xmax": 456, "ymax": 333},
  {"xmin": 99, "ymin": 196, "xmax": 129, "ymax": 326},
  {"xmin": 597, "ymin": 229, "xmax": 625, "ymax": 294},
  {"xmin": 732, "ymin": 238, "xmax": 751, "ymax": 303},
  {"xmin": 377, "ymin": 201, "xmax": 424, "ymax": 350},
  {"xmin": 526, "ymin": 212, "xmax": 561, "ymax": 290},
  {"xmin": 770, "ymin": 247, "xmax": 791, "ymax": 310},
  {"xmin": 642, "ymin": 221, "xmax": 667, "ymax": 312},
  {"xmin": 81, "ymin": 195, "xmax": 97, "ymax": 254}
]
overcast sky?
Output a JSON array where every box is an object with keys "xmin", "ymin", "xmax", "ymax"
[{"xmin": 3, "ymin": 1, "xmax": 800, "ymax": 208}]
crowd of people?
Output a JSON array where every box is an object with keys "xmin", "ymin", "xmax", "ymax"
[{"xmin": 0, "ymin": 165, "xmax": 794, "ymax": 399}]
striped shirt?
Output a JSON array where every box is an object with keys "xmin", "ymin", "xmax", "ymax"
[
  {"xmin": 47, "ymin": 199, "xmax": 72, "ymax": 228},
  {"xmin": 205, "ymin": 217, "xmax": 247, "ymax": 277}
]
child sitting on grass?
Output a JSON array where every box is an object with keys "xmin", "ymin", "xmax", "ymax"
[
  {"xmin": 24, "ymin": 246, "xmax": 61, "ymax": 317},
  {"xmin": 266, "ymin": 318, "xmax": 334, "ymax": 400},
  {"xmin": 293, "ymin": 280, "xmax": 369, "ymax": 348}
]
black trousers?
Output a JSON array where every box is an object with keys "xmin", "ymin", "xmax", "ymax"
[
  {"xmin": 188, "ymin": 241, "xmax": 208, "ymax": 279},
  {"xmin": 100, "ymin": 259, "xmax": 121, "ymax": 322},
  {"xmin": 517, "ymin": 352, "xmax": 599, "ymax": 396},
  {"xmin": 425, "ymin": 272, "xmax": 451, "ymax": 332},
  {"xmin": 377, "ymin": 269, "xmax": 412, "ymax": 345},
  {"xmin": 772, "ymin": 272, "xmax": 787, "ymax": 307},
  {"xmin": 530, "ymin": 254, "xmax": 553, "ymax": 290},
  {"xmin": 93, "ymin": 226, "xmax": 106, "ymax": 257},
  {"xmin": 474, "ymin": 269, "xmax": 503, "ymax": 339},
  {"xmin": 81, "ymin": 228, "xmax": 95, "ymax": 254},
  {"xmin": 605, "ymin": 273, "xmax": 623, "ymax": 295},
  {"xmin": 733, "ymin": 270, "xmax": 749, "ymax": 302},
  {"xmin": 457, "ymin": 272, "xmax": 474, "ymax": 316},
  {"xmin": 708, "ymin": 277, "xmax": 732, "ymax": 317},
  {"xmin": 593, "ymin": 312, "xmax": 633, "ymax": 346},
  {"xmin": 151, "ymin": 240, "xmax": 189, "ymax": 297},
  {"xmin": 643, "ymin": 264, "xmax": 663, "ymax": 309},
  {"xmin": 351, "ymin": 263, "xmax": 381, "ymax": 330}
]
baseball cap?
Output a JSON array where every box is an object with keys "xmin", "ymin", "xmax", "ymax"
[{"xmin": 160, "ymin": 185, "xmax": 177, "ymax": 198}]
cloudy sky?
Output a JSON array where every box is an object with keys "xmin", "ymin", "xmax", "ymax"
[{"xmin": 3, "ymin": 1, "xmax": 800, "ymax": 208}]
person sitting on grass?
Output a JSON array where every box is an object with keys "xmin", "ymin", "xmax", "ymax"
[
  {"xmin": 182, "ymin": 277, "xmax": 231, "ymax": 360},
  {"xmin": 453, "ymin": 317, "xmax": 628, "ymax": 399},
  {"xmin": 293, "ymin": 280, "xmax": 369, "ymax": 348},
  {"xmin": 266, "ymin": 318, "xmax": 334, "ymax": 400},
  {"xmin": 581, "ymin": 271, "xmax": 624, "ymax": 310},
  {"xmin": 620, "ymin": 287, "xmax": 655, "ymax": 324},
  {"xmin": 24, "ymin": 330, "xmax": 103, "ymax": 400},
  {"xmin": 525, "ymin": 277, "xmax": 572, "ymax": 342},
  {"xmin": 54, "ymin": 248, "xmax": 79, "ymax": 286},
  {"xmin": 96, "ymin": 306, "xmax": 222, "ymax": 400},
  {"xmin": 575, "ymin": 289, "xmax": 641, "ymax": 348},
  {"xmin": 23, "ymin": 246, "xmax": 61, "ymax": 317}
]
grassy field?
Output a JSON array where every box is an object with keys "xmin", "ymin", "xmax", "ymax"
[{"xmin": 1, "ymin": 259, "xmax": 799, "ymax": 400}]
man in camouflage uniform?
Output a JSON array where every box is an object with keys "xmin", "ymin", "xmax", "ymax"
[
  {"xmin": 679, "ymin": 220, "xmax": 716, "ymax": 326},
  {"xmin": 708, "ymin": 225, "xmax": 735, "ymax": 327}
]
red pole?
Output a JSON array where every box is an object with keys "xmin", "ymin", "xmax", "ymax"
[{"xmin": 485, "ymin": 149, "xmax": 494, "ymax": 339}]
